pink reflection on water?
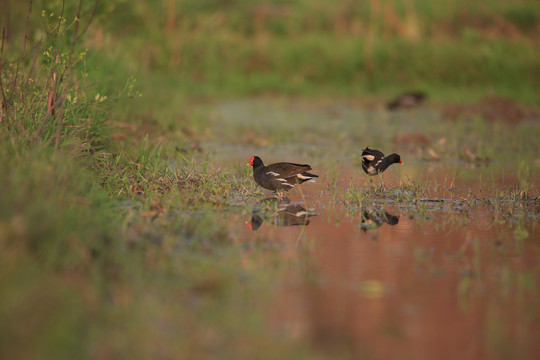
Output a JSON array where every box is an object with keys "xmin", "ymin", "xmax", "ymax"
[{"xmin": 257, "ymin": 173, "xmax": 540, "ymax": 360}]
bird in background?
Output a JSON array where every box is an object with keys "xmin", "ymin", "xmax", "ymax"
[{"xmin": 387, "ymin": 91, "xmax": 427, "ymax": 111}]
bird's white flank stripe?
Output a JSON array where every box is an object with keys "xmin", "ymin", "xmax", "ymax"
[
  {"xmin": 267, "ymin": 171, "xmax": 280, "ymax": 176},
  {"xmin": 362, "ymin": 154, "xmax": 375, "ymax": 161}
]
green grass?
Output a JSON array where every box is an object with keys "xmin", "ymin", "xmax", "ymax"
[
  {"xmin": 102, "ymin": 26, "xmax": 540, "ymax": 103},
  {"xmin": 84, "ymin": 0, "xmax": 540, "ymax": 103}
]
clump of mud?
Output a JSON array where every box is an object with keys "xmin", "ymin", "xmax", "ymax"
[
  {"xmin": 393, "ymin": 132, "xmax": 444, "ymax": 160},
  {"xmin": 442, "ymin": 96, "xmax": 540, "ymax": 123}
]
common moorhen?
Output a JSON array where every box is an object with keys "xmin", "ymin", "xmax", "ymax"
[
  {"xmin": 387, "ymin": 91, "xmax": 427, "ymax": 110},
  {"xmin": 247, "ymin": 156, "xmax": 319, "ymax": 192},
  {"xmin": 361, "ymin": 147, "xmax": 403, "ymax": 176}
]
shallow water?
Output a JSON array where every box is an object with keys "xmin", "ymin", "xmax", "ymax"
[
  {"xmin": 228, "ymin": 176, "xmax": 539, "ymax": 360},
  {"xmin": 200, "ymin": 99, "xmax": 540, "ymax": 359}
]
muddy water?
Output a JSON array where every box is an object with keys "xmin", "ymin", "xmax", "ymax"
[
  {"xmin": 231, "ymin": 174, "xmax": 538, "ymax": 360},
  {"xmin": 203, "ymin": 99, "xmax": 540, "ymax": 360}
]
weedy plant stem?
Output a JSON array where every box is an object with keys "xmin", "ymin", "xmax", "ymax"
[
  {"xmin": 0, "ymin": 28, "xmax": 8, "ymax": 124},
  {"xmin": 54, "ymin": 0, "xmax": 80, "ymax": 149}
]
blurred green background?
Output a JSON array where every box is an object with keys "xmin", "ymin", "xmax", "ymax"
[{"xmin": 3, "ymin": 0, "xmax": 539, "ymax": 100}]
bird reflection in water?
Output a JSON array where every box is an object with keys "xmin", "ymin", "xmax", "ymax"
[
  {"xmin": 360, "ymin": 208, "xmax": 400, "ymax": 232},
  {"xmin": 248, "ymin": 197, "xmax": 317, "ymax": 231}
]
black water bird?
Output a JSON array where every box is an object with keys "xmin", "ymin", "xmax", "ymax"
[
  {"xmin": 247, "ymin": 156, "xmax": 318, "ymax": 192},
  {"xmin": 387, "ymin": 91, "xmax": 427, "ymax": 110},
  {"xmin": 361, "ymin": 147, "xmax": 403, "ymax": 176}
]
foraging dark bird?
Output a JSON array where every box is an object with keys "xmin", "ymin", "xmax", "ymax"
[
  {"xmin": 387, "ymin": 91, "xmax": 427, "ymax": 110},
  {"xmin": 361, "ymin": 147, "xmax": 403, "ymax": 176},
  {"xmin": 361, "ymin": 147, "xmax": 403, "ymax": 188},
  {"xmin": 247, "ymin": 156, "xmax": 319, "ymax": 192}
]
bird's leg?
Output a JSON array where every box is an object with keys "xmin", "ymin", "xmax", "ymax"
[
  {"xmin": 368, "ymin": 175, "xmax": 375, "ymax": 189},
  {"xmin": 378, "ymin": 173, "xmax": 386, "ymax": 191},
  {"xmin": 297, "ymin": 185, "xmax": 305, "ymax": 201}
]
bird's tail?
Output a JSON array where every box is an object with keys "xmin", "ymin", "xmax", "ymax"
[{"xmin": 298, "ymin": 172, "xmax": 319, "ymax": 183}]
